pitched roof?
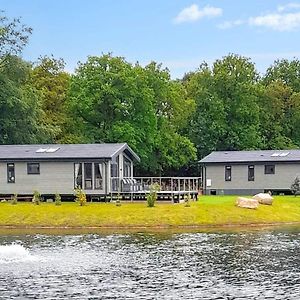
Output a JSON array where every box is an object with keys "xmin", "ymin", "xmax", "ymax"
[
  {"xmin": 0, "ymin": 143, "xmax": 140, "ymax": 162},
  {"xmin": 199, "ymin": 150, "xmax": 300, "ymax": 164}
]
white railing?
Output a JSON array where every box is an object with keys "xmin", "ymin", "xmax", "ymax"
[{"xmin": 110, "ymin": 177, "xmax": 201, "ymax": 194}]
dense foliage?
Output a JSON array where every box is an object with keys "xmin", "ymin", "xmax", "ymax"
[{"xmin": 2, "ymin": 13, "xmax": 300, "ymax": 175}]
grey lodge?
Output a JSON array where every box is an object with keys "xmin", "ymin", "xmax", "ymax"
[
  {"xmin": 0, "ymin": 143, "xmax": 140, "ymax": 199},
  {"xmin": 199, "ymin": 150, "xmax": 300, "ymax": 195}
]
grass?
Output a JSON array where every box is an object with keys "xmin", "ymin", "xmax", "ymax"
[{"xmin": 0, "ymin": 195, "xmax": 300, "ymax": 228}]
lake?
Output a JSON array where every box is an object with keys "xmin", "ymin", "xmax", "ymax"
[{"xmin": 0, "ymin": 227, "xmax": 300, "ymax": 299}]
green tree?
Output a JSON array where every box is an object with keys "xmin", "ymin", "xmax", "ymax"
[
  {"xmin": 185, "ymin": 54, "xmax": 262, "ymax": 158},
  {"xmin": 68, "ymin": 54, "xmax": 196, "ymax": 174},
  {"xmin": 184, "ymin": 63, "xmax": 226, "ymax": 158},
  {"xmin": 30, "ymin": 56, "xmax": 71, "ymax": 142},
  {"xmin": 258, "ymin": 81, "xmax": 297, "ymax": 149},
  {"xmin": 0, "ymin": 12, "xmax": 32, "ymax": 68},
  {"xmin": 264, "ymin": 59, "xmax": 300, "ymax": 92},
  {"xmin": 0, "ymin": 56, "xmax": 54, "ymax": 144}
]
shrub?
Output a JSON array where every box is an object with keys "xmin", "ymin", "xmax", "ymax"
[
  {"xmin": 291, "ymin": 177, "xmax": 300, "ymax": 196},
  {"xmin": 116, "ymin": 193, "xmax": 122, "ymax": 207},
  {"xmin": 55, "ymin": 193, "xmax": 62, "ymax": 206},
  {"xmin": 11, "ymin": 193, "xmax": 18, "ymax": 205},
  {"xmin": 32, "ymin": 190, "xmax": 41, "ymax": 205},
  {"xmin": 146, "ymin": 183, "xmax": 160, "ymax": 207},
  {"xmin": 184, "ymin": 193, "xmax": 191, "ymax": 207},
  {"xmin": 74, "ymin": 188, "xmax": 87, "ymax": 206}
]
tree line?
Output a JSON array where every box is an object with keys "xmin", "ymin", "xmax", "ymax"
[{"xmin": 1, "ymin": 13, "xmax": 300, "ymax": 175}]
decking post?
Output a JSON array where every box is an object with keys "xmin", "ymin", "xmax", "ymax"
[{"xmin": 171, "ymin": 178, "xmax": 174, "ymax": 203}]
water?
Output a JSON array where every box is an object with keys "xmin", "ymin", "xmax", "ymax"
[{"xmin": 0, "ymin": 228, "xmax": 300, "ymax": 299}]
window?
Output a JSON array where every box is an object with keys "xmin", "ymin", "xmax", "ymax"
[
  {"xmin": 94, "ymin": 163, "xmax": 103, "ymax": 190},
  {"xmin": 265, "ymin": 164, "xmax": 275, "ymax": 174},
  {"xmin": 27, "ymin": 163, "xmax": 40, "ymax": 174},
  {"xmin": 123, "ymin": 156, "xmax": 132, "ymax": 178},
  {"xmin": 7, "ymin": 163, "xmax": 15, "ymax": 183},
  {"xmin": 74, "ymin": 163, "xmax": 83, "ymax": 188},
  {"xmin": 84, "ymin": 163, "xmax": 93, "ymax": 189},
  {"xmin": 225, "ymin": 166, "xmax": 232, "ymax": 181},
  {"xmin": 248, "ymin": 165, "xmax": 254, "ymax": 181}
]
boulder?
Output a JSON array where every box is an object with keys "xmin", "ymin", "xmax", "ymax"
[
  {"xmin": 253, "ymin": 193, "xmax": 273, "ymax": 205},
  {"xmin": 236, "ymin": 197, "xmax": 259, "ymax": 209}
]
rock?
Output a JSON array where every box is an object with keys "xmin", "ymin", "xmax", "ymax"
[
  {"xmin": 253, "ymin": 193, "xmax": 273, "ymax": 205},
  {"xmin": 236, "ymin": 197, "xmax": 259, "ymax": 209}
]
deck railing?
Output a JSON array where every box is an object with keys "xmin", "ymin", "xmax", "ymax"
[{"xmin": 110, "ymin": 177, "xmax": 201, "ymax": 194}]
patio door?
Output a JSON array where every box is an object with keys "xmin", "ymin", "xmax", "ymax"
[
  {"xmin": 75, "ymin": 162, "xmax": 105, "ymax": 193},
  {"xmin": 94, "ymin": 162, "xmax": 105, "ymax": 192}
]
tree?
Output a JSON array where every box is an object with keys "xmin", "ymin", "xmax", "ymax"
[
  {"xmin": 291, "ymin": 177, "xmax": 300, "ymax": 196},
  {"xmin": 258, "ymin": 81, "xmax": 298, "ymax": 149},
  {"xmin": 185, "ymin": 54, "xmax": 262, "ymax": 159},
  {"xmin": 264, "ymin": 59, "xmax": 300, "ymax": 93},
  {"xmin": 0, "ymin": 12, "xmax": 32, "ymax": 68},
  {"xmin": 30, "ymin": 56, "xmax": 71, "ymax": 142},
  {"xmin": 0, "ymin": 56, "xmax": 54, "ymax": 144},
  {"xmin": 68, "ymin": 54, "xmax": 196, "ymax": 174}
]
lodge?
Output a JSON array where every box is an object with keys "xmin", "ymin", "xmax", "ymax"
[
  {"xmin": 199, "ymin": 150, "xmax": 300, "ymax": 195},
  {"xmin": 0, "ymin": 143, "xmax": 200, "ymax": 201}
]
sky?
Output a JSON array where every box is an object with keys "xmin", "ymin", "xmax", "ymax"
[{"xmin": 2, "ymin": 0, "xmax": 300, "ymax": 78}]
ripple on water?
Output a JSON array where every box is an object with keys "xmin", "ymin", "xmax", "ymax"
[{"xmin": 0, "ymin": 230, "xmax": 300, "ymax": 299}]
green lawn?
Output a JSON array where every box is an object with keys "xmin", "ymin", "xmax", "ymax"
[{"xmin": 0, "ymin": 195, "xmax": 300, "ymax": 228}]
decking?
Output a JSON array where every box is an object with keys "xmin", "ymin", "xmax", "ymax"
[{"xmin": 109, "ymin": 177, "xmax": 201, "ymax": 202}]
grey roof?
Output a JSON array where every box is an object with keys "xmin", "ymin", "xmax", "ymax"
[
  {"xmin": 199, "ymin": 149, "xmax": 300, "ymax": 164},
  {"xmin": 0, "ymin": 143, "xmax": 140, "ymax": 162}
]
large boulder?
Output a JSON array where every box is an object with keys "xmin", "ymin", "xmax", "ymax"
[
  {"xmin": 253, "ymin": 193, "xmax": 273, "ymax": 205},
  {"xmin": 236, "ymin": 197, "xmax": 259, "ymax": 209}
]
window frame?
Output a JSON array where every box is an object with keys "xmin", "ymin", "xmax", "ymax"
[
  {"xmin": 74, "ymin": 162, "xmax": 83, "ymax": 189},
  {"xmin": 84, "ymin": 162, "xmax": 93, "ymax": 190},
  {"xmin": 7, "ymin": 163, "xmax": 15, "ymax": 183},
  {"xmin": 27, "ymin": 162, "xmax": 40, "ymax": 175},
  {"xmin": 248, "ymin": 165, "xmax": 255, "ymax": 181},
  {"xmin": 265, "ymin": 164, "xmax": 275, "ymax": 175},
  {"xmin": 225, "ymin": 165, "xmax": 232, "ymax": 181}
]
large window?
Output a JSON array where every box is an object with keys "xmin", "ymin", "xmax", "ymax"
[
  {"xmin": 94, "ymin": 163, "xmax": 103, "ymax": 190},
  {"xmin": 248, "ymin": 165, "xmax": 254, "ymax": 181},
  {"xmin": 27, "ymin": 163, "xmax": 40, "ymax": 174},
  {"xmin": 123, "ymin": 156, "xmax": 132, "ymax": 177},
  {"xmin": 265, "ymin": 165, "xmax": 275, "ymax": 174},
  {"xmin": 74, "ymin": 162, "xmax": 105, "ymax": 190},
  {"xmin": 74, "ymin": 163, "xmax": 83, "ymax": 188},
  {"xmin": 7, "ymin": 163, "xmax": 15, "ymax": 183},
  {"xmin": 84, "ymin": 163, "xmax": 93, "ymax": 189},
  {"xmin": 225, "ymin": 166, "xmax": 232, "ymax": 181},
  {"xmin": 111, "ymin": 155, "xmax": 119, "ymax": 178}
]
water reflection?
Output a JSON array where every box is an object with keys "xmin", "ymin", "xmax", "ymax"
[{"xmin": 0, "ymin": 228, "xmax": 300, "ymax": 299}]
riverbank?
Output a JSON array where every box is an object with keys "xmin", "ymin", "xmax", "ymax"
[{"xmin": 0, "ymin": 195, "xmax": 300, "ymax": 228}]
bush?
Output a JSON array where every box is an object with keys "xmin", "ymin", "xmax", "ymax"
[
  {"xmin": 116, "ymin": 193, "xmax": 122, "ymax": 207},
  {"xmin": 74, "ymin": 188, "xmax": 87, "ymax": 206},
  {"xmin": 184, "ymin": 194, "xmax": 191, "ymax": 207},
  {"xmin": 55, "ymin": 193, "xmax": 61, "ymax": 206},
  {"xmin": 11, "ymin": 193, "xmax": 18, "ymax": 205},
  {"xmin": 146, "ymin": 183, "xmax": 160, "ymax": 207},
  {"xmin": 291, "ymin": 177, "xmax": 300, "ymax": 196},
  {"xmin": 32, "ymin": 190, "xmax": 41, "ymax": 205}
]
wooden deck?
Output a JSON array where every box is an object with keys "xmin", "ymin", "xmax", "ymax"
[{"xmin": 110, "ymin": 177, "xmax": 201, "ymax": 202}]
